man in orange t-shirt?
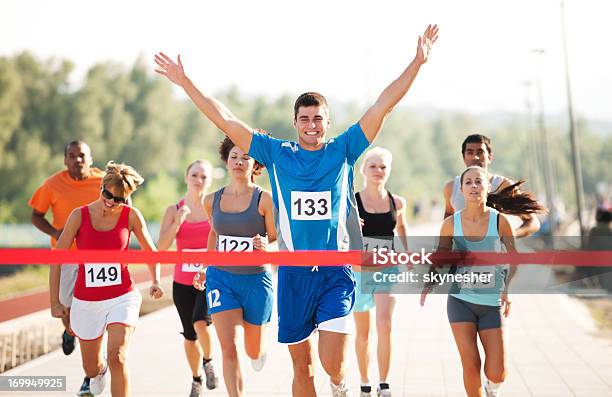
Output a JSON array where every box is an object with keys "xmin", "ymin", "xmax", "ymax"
[{"xmin": 29, "ymin": 141, "xmax": 104, "ymax": 355}]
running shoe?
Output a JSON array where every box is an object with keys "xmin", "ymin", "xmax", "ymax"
[
  {"xmin": 359, "ymin": 384, "xmax": 372, "ymax": 397},
  {"xmin": 76, "ymin": 377, "xmax": 93, "ymax": 397},
  {"xmin": 62, "ymin": 330, "xmax": 76, "ymax": 355},
  {"xmin": 203, "ymin": 360, "xmax": 219, "ymax": 390},
  {"xmin": 331, "ymin": 380, "xmax": 352, "ymax": 397},
  {"xmin": 377, "ymin": 387, "xmax": 392, "ymax": 397},
  {"xmin": 484, "ymin": 380, "xmax": 501, "ymax": 397},
  {"xmin": 250, "ymin": 351, "xmax": 267, "ymax": 372},
  {"xmin": 189, "ymin": 380, "xmax": 203, "ymax": 397},
  {"xmin": 89, "ymin": 363, "xmax": 108, "ymax": 395}
]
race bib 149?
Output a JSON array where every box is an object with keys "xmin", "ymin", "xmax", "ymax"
[{"xmin": 84, "ymin": 263, "xmax": 122, "ymax": 288}]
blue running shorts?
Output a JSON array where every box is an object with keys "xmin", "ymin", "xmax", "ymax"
[{"xmin": 205, "ymin": 266, "xmax": 273, "ymax": 326}]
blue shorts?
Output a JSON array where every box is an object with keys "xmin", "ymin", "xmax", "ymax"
[
  {"xmin": 277, "ymin": 266, "xmax": 355, "ymax": 344},
  {"xmin": 205, "ymin": 267, "xmax": 273, "ymax": 326}
]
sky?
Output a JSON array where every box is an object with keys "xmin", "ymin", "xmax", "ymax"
[{"xmin": 2, "ymin": 0, "xmax": 611, "ymax": 122}]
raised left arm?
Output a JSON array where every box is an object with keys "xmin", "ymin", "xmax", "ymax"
[{"xmin": 359, "ymin": 24, "xmax": 439, "ymax": 142}]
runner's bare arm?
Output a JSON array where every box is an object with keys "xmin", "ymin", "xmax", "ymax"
[
  {"xmin": 192, "ymin": 195, "xmax": 215, "ymax": 290},
  {"xmin": 393, "ymin": 195, "xmax": 409, "ymax": 251},
  {"xmin": 50, "ymin": 209, "xmax": 82, "ymax": 314},
  {"xmin": 420, "ymin": 215, "xmax": 453, "ymax": 306},
  {"xmin": 359, "ymin": 24, "xmax": 438, "ymax": 142},
  {"xmin": 32, "ymin": 210, "xmax": 62, "ymax": 240},
  {"xmin": 154, "ymin": 53, "xmax": 253, "ymax": 153},
  {"xmin": 260, "ymin": 191, "xmax": 278, "ymax": 244},
  {"xmin": 499, "ymin": 214, "xmax": 518, "ymax": 285},
  {"xmin": 129, "ymin": 208, "xmax": 162, "ymax": 297},
  {"xmin": 157, "ymin": 205, "xmax": 180, "ymax": 251},
  {"xmin": 499, "ymin": 214, "xmax": 517, "ymax": 317},
  {"xmin": 204, "ymin": 193, "xmax": 217, "ymax": 252},
  {"xmin": 443, "ymin": 180, "xmax": 455, "ymax": 219},
  {"xmin": 514, "ymin": 213, "xmax": 541, "ymax": 238}
]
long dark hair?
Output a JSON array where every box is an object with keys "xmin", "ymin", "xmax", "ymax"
[{"xmin": 460, "ymin": 166, "xmax": 547, "ymax": 215}]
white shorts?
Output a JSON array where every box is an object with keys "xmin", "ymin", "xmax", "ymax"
[
  {"xmin": 70, "ymin": 289, "xmax": 142, "ymax": 340},
  {"xmin": 59, "ymin": 264, "xmax": 78, "ymax": 307}
]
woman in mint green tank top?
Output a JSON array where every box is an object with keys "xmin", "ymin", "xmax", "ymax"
[{"xmin": 421, "ymin": 166, "xmax": 545, "ymax": 397}]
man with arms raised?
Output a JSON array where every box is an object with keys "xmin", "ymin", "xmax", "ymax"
[{"xmin": 155, "ymin": 24, "xmax": 438, "ymax": 396}]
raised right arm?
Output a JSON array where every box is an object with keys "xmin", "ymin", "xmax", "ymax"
[
  {"xmin": 154, "ymin": 53, "xmax": 253, "ymax": 153},
  {"xmin": 443, "ymin": 180, "xmax": 455, "ymax": 219}
]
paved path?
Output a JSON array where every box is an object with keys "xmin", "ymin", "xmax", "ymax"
[{"xmin": 3, "ymin": 223, "xmax": 612, "ymax": 396}]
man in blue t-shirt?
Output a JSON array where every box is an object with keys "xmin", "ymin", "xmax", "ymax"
[{"xmin": 155, "ymin": 24, "xmax": 438, "ymax": 396}]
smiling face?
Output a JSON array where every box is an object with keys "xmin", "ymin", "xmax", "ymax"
[
  {"xmin": 460, "ymin": 167, "xmax": 490, "ymax": 204},
  {"xmin": 100, "ymin": 184, "xmax": 129, "ymax": 212},
  {"xmin": 293, "ymin": 105, "xmax": 330, "ymax": 150}
]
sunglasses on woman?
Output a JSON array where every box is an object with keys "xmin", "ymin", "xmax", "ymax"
[{"xmin": 101, "ymin": 188, "xmax": 128, "ymax": 204}]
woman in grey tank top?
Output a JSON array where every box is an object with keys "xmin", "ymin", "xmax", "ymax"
[{"xmin": 193, "ymin": 136, "xmax": 276, "ymax": 397}]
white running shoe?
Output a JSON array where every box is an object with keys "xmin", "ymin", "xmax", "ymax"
[
  {"xmin": 203, "ymin": 360, "xmax": 219, "ymax": 390},
  {"xmin": 377, "ymin": 387, "xmax": 392, "ymax": 397},
  {"xmin": 331, "ymin": 380, "xmax": 352, "ymax": 397},
  {"xmin": 88, "ymin": 363, "xmax": 108, "ymax": 395},
  {"xmin": 250, "ymin": 351, "xmax": 267, "ymax": 372},
  {"xmin": 484, "ymin": 380, "xmax": 501, "ymax": 397},
  {"xmin": 189, "ymin": 380, "xmax": 203, "ymax": 397}
]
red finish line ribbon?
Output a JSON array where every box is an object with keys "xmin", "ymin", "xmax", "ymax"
[{"xmin": 0, "ymin": 249, "xmax": 611, "ymax": 266}]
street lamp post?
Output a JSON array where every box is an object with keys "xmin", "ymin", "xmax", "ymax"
[
  {"xmin": 530, "ymin": 49, "xmax": 557, "ymax": 236},
  {"xmin": 560, "ymin": 0, "xmax": 587, "ymax": 245}
]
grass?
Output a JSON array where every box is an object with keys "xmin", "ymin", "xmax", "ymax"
[{"xmin": 0, "ymin": 265, "xmax": 50, "ymax": 299}]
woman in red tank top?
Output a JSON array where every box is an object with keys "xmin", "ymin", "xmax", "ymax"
[
  {"xmin": 51, "ymin": 161, "xmax": 164, "ymax": 397},
  {"xmin": 158, "ymin": 160, "xmax": 218, "ymax": 393}
]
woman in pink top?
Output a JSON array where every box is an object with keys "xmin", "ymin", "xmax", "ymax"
[
  {"xmin": 51, "ymin": 161, "xmax": 163, "ymax": 397},
  {"xmin": 158, "ymin": 160, "xmax": 218, "ymax": 396}
]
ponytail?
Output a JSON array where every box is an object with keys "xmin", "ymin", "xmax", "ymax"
[{"xmin": 487, "ymin": 180, "xmax": 547, "ymax": 215}]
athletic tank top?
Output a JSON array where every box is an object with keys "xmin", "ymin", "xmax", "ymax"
[
  {"xmin": 211, "ymin": 186, "xmax": 269, "ymax": 274},
  {"xmin": 173, "ymin": 199, "xmax": 212, "ymax": 286},
  {"xmin": 355, "ymin": 191, "xmax": 397, "ymax": 237},
  {"xmin": 74, "ymin": 205, "xmax": 134, "ymax": 301},
  {"xmin": 450, "ymin": 174, "xmax": 505, "ymax": 212},
  {"xmin": 450, "ymin": 208, "xmax": 506, "ymax": 306}
]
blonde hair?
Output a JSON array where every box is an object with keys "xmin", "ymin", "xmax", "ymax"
[
  {"xmin": 102, "ymin": 161, "xmax": 144, "ymax": 196},
  {"xmin": 185, "ymin": 159, "xmax": 213, "ymax": 188},
  {"xmin": 360, "ymin": 146, "xmax": 393, "ymax": 176},
  {"xmin": 185, "ymin": 159, "xmax": 213, "ymax": 177}
]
